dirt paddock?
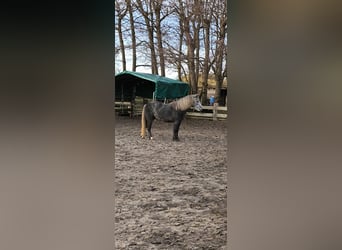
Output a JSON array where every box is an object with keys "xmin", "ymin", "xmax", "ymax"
[{"xmin": 115, "ymin": 115, "xmax": 227, "ymax": 249}]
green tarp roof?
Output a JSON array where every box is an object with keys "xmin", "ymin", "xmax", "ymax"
[{"xmin": 115, "ymin": 71, "xmax": 190, "ymax": 100}]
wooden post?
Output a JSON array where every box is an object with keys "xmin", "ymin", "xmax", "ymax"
[
  {"xmin": 213, "ymin": 102, "xmax": 218, "ymax": 121},
  {"xmin": 130, "ymin": 101, "xmax": 133, "ymax": 118},
  {"xmin": 226, "ymin": 93, "xmax": 228, "ymax": 108}
]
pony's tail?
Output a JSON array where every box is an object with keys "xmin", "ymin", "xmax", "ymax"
[{"xmin": 140, "ymin": 104, "xmax": 146, "ymax": 138}]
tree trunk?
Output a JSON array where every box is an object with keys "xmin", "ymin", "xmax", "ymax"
[
  {"xmin": 148, "ymin": 25, "xmax": 158, "ymax": 75},
  {"xmin": 177, "ymin": 3, "xmax": 184, "ymax": 81},
  {"xmin": 126, "ymin": 0, "xmax": 137, "ymax": 71},
  {"xmin": 177, "ymin": 19, "xmax": 183, "ymax": 81},
  {"xmin": 117, "ymin": 18, "xmax": 126, "ymax": 71},
  {"xmin": 148, "ymin": 0, "xmax": 158, "ymax": 74},
  {"xmin": 214, "ymin": 14, "xmax": 227, "ymax": 102},
  {"xmin": 136, "ymin": 0, "xmax": 158, "ymax": 74},
  {"xmin": 194, "ymin": 20, "xmax": 200, "ymax": 94},
  {"xmin": 201, "ymin": 19, "xmax": 211, "ymax": 105},
  {"xmin": 183, "ymin": 17, "xmax": 196, "ymax": 93},
  {"xmin": 178, "ymin": 0, "xmax": 197, "ymax": 93},
  {"xmin": 154, "ymin": 1, "xmax": 165, "ymax": 76},
  {"xmin": 186, "ymin": 37, "xmax": 197, "ymax": 93},
  {"xmin": 115, "ymin": 0, "xmax": 128, "ymax": 71}
]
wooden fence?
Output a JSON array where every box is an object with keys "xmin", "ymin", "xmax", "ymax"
[
  {"xmin": 186, "ymin": 103, "xmax": 227, "ymax": 120},
  {"xmin": 114, "ymin": 101, "xmax": 132, "ymax": 116},
  {"xmin": 115, "ymin": 100, "xmax": 227, "ymax": 120},
  {"xmin": 114, "ymin": 97, "xmax": 145, "ymax": 117}
]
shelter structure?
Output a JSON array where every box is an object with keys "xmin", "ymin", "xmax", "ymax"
[{"xmin": 115, "ymin": 71, "xmax": 190, "ymax": 102}]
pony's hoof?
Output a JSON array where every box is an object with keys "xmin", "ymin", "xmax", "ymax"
[
  {"xmin": 173, "ymin": 138, "xmax": 180, "ymax": 141},
  {"xmin": 149, "ymin": 137, "xmax": 153, "ymax": 140}
]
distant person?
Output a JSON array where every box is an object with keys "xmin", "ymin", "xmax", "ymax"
[{"xmin": 209, "ymin": 96, "xmax": 215, "ymax": 106}]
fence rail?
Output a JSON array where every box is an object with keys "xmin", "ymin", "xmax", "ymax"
[
  {"xmin": 115, "ymin": 98, "xmax": 145, "ymax": 117},
  {"xmin": 115, "ymin": 101, "xmax": 228, "ymax": 120},
  {"xmin": 114, "ymin": 101, "xmax": 132, "ymax": 116},
  {"xmin": 187, "ymin": 104, "xmax": 227, "ymax": 120}
]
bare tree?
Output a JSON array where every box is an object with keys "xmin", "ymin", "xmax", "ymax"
[
  {"xmin": 177, "ymin": 0, "xmax": 200, "ymax": 93},
  {"xmin": 135, "ymin": 0, "xmax": 158, "ymax": 74},
  {"xmin": 162, "ymin": 1, "xmax": 186, "ymax": 81},
  {"xmin": 125, "ymin": 0, "xmax": 137, "ymax": 71},
  {"xmin": 115, "ymin": 0, "xmax": 228, "ymax": 101},
  {"xmin": 212, "ymin": 0, "xmax": 227, "ymax": 101},
  {"xmin": 152, "ymin": 0, "xmax": 166, "ymax": 76},
  {"xmin": 177, "ymin": 21, "xmax": 184, "ymax": 81},
  {"xmin": 200, "ymin": 0, "xmax": 216, "ymax": 104},
  {"xmin": 115, "ymin": 0, "xmax": 128, "ymax": 71}
]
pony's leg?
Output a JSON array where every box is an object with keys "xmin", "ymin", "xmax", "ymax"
[
  {"xmin": 172, "ymin": 121, "xmax": 182, "ymax": 141},
  {"xmin": 146, "ymin": 119, "xmax": 154, "ymax": 140}
]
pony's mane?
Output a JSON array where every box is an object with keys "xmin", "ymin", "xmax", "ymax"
[{"xmin": 174, "ymin": 95, "xmax": 194, "ymax": 111}]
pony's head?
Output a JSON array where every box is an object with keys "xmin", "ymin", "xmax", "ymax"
[
  {"xmin": 175, "ymin": 94, "xmax": 203, "ymax": 111},
  {"xmin": 191, "ymin": 94, "xmax": 203, "ymax": 111}
]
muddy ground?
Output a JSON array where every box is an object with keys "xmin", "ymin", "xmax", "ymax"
[{"xmin": 114, "ymin": 115, "xmax": 227, "ymax": 249}]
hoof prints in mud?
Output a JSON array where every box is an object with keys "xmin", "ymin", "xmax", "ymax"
[{"xmin": 115, "ymin": 116, "xmax": 227, "ymax": 249}]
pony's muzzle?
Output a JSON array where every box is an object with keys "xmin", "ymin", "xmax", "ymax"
[{"xmin": 195, "ymin": 104, "xmax": 203, "ymax": 111}]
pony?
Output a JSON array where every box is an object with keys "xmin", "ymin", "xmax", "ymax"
[{"xmin": 140, "ymin": 94, "xmax": 203, "ymax": 141}]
